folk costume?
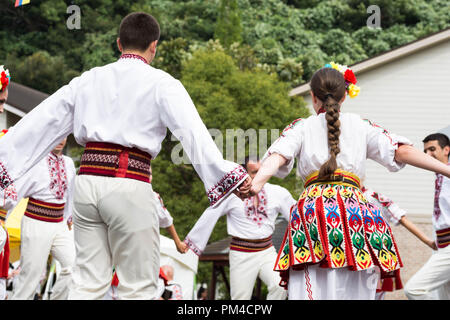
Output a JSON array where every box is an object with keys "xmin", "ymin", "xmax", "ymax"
[
  {"xmin": 185, "ymin": 182, "xmax": 296, "ymax": 300},
  {"xmin": 268, "ymin": 113, "xmax": 411, "ymax": 300},
  {"xmin": 265, "ymin": 62, "xmax": 411, "ymax": 300},
  {"xmin": 362, "ymin": 187, "xmax": 405, "ymax": 299},
  {"xmin": 0, "ymin": 152, "xmax": 76, "ymax": 300},
  {"xmin": 0, "ymin": 53, "xmax": 248, "ymax": 300},
  {"xmin": 404, "ymin": 162, "xmax": 450, "ymax": 299}
]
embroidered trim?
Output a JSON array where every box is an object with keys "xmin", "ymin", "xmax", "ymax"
[
  {"xmin": 47, "ymin": 153, "xmax": 68, "ymax": 200},
  {"xmin": 24, "ymin": 197, "xmax": 65, "ymax": 223},
  {"xmin": 305, "ymin": 265, "xmax": 313, "ymax": 300},
  {"xmin": 280, "ymin": 118, "xmax": 303, "ymax": 137},
  {"xmin": 119, "ymin": 53, "xmax": 148, "ymax": 64},
  {"xmin": 244, "ymin": 187, "xmax": 268, "ymax": 227},
  {"xmin": 206, "ymin": 166, "xmax": 248, "ymax": 206},
  {"xmin": 363, "ymin": 119, "xmax": 397, "ymax": 146},
  {"xmin": 0, "ymin": 161, "xmax": 17, "ymax": 204},
  {"xmin": 184, "ymin": 236, "xmax": 203, "ymax": 256}
]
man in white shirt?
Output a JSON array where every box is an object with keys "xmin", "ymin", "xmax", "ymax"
[
  {"xmin": 2, "ymin": 138, "xmax": 76, "ymax": 300},
  {"xmin": 185, "ymin": 157, "xmax": 295, "ymax": 300},
  {"xmin": 0, "ymin": 13, "xmax": 250, "ymax": 299},
  {"xmin": 404, "ymin": 133, "xmax": 450, "ymax": 299}
]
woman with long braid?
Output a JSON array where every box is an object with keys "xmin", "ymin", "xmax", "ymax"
[{"xmin": 249, "ymin": 64, "xmax": 450, "ymax": 300}]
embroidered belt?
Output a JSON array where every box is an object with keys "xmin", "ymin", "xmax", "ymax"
[
  {"xmin": 304, "ymin": 169, "xmax": 361, "ymax": 189},
  {"xmin": 79, "ymin": 142, "xmax": 152, "ymax": 183},
  {"xmin": 436, "ymin": 227, "xmax": 450, "ymax": 249},
  {"xmin": 0, "ymin": 208, "xmax": 6, "ymax": 222},
  {"xmin": 24, "ymin": 198, "xmax": 65, "ymax": 223},
  {"xmin": 230, "ymin": 236, "xmax": 273, "ymax": 252}
]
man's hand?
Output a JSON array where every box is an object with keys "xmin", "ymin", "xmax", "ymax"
[
  {"xmin": 233, "ymin": 176, "xmax": 252, "ymax": 200},
  {"xmin": 67, "ymin": 216, "xmax": 73, "ymax": 231}
]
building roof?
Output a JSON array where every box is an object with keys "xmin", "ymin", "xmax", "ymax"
[
  {"xmin": 199, "ymin": 218, "xmax": 288, "ymax": 262},
  {"xmin": 4, "ymin": 81, "xmax": 49, "ymax": 116},
  {"xmin": 290, "ymin": 27, "xmax": 450, "ymax": 97}
]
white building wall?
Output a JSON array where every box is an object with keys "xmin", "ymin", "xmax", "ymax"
[
  {"xmin": 0, "ymin": 110, "xmax": 6, "ymax": 130},
  {"xmin": 301, "ymin": 40, "xmax": 450, "ymax": 215}
]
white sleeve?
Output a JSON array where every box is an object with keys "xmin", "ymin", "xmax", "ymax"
[
  {"xmin": 157, "ymin": 79, "xmax": 248, "ymax": 206},
  {"xmin": 262, "ymin": 119, "xmax": 304, "ymax": 178},
  {"xmin": 364, "ymin": 188, "xmax": 406, "ymax": 226},
  {"xmin": 0, "ymin": 78, "xmax": 78, "ymax": 205},
  {"xmin": 154, "ymin": 192, "xmax": 174, "ymax": 229},
  {"xmin": 364, "ymin": 119, "xmax": 412, "ymax": 172},
  {"xmin": 276, "ymin": 186, "xmax": 297, "ymax": 221},
  {"xmin": 184, "ymin": 199, "xmax": 228, "ymax": 256},
  {"xmin": 63, "ymin": 158, "xmax": 76, "ymax": 221},
  {"xmin": 1, "ymin": 161, "xmax": 41, "ymax": 214}
]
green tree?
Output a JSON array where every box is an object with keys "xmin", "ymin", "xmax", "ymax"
[
  {"xmin": 214, "ymin": 0, "xmax": 243, "ymax": 48},
  {"xmin": 6, "ymin": 51, "xmax": 78, "ymax": 94}
]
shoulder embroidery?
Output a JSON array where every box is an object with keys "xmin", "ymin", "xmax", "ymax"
[
  {"xmin": 363, "ymin": 119, "xmax": 396, "ymax": 146},
  {"xmin": 280, "ymin": 118, "xmax": 303, "ymax": 137}
]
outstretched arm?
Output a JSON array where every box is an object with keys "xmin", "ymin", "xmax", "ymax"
[
  {"xmin": 399, "ymin": 216, "xmax": 437, "ymax": 250},
  {"xmin": 165, "ymin": 224, "xmax": 188, "ymax": 254},
  {"xmin": 395, "ymin": 144, "xmax": 450, "ymax": 178},
  {"xmin": 250, "ymin": 153, "xmax": 288, "ymax": 196}
]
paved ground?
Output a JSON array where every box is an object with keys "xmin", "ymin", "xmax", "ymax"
[{"xmin": 384, "ymin": 214, "xmax": 434, "ymax": 300}]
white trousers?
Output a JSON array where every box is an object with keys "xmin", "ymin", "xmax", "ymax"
[
  {"xmin": 229, "ymin": 246, "xmax": 287, "ymax": 300},
  {"xmin": 288, "ymin": 265, "xmax": 379, "ymax": 300},
  {"xmin": 69, "ymin": 175, "xmax": 160, "ymax": 300},
  {"xmin": 404, "ymin": 244, "xmax": 450, "ymax": 300},
  {"xmin": 0, "ymin": 278, "xmax": 5, "ymax": 300},
  {"xmin": 11, "ymin": 216, "xmax": 75, "ymax": 300}
]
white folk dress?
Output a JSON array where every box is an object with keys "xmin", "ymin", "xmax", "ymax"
[{"xmin": 264, "ymin": 112, "xmax": 412, "ymax": 300}]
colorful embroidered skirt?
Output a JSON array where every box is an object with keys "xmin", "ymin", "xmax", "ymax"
[{"xmin": 274, "ymin": 173, "xmax": 403, "ymax": 289}]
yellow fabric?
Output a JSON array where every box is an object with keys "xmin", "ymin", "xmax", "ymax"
[{"xmin": 5, "ymin": 198, "xmax": 28, "ymax": 262}]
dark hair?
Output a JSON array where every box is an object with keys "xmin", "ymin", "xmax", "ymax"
[
  {"xmin": 423, "ymin": 133, "xmax": 450, "ymax": 149},
  {"xmin": 310, "ymin": 67, "xmax": 347, "ymax": 181},
  {"xmin": 244, "ymin": 155, "xmax": 259, "ymax": 170},
  {"xmin": 119, "ymin": 12, "xmax": 160, "ymax": 52}
]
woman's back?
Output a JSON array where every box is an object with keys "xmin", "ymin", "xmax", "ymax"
[{"xmin": 267, "ymin": 112, "xmax": 411, "ymax": 181}]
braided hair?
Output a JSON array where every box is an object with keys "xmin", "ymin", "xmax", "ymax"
[{"xmin": 310, "ymin": 67, "xmax": 347, "ymax": 181}]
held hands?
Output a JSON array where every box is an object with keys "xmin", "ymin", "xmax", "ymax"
[
  {"xmin": 67, "ymin": 215, "xmax": 73, "ymax": 230},
  {"xmin": 175, "ymin": 239, "xmax": 189, "ymax": 254},
  {"xmin": 426, "ymin": 239, "xmax": 438, "ymax": 251},
  {"xmin": 233, "ymin": 176, "xmax": 253, "ymax": 200}
]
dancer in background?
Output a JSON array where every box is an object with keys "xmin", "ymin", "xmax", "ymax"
[
  {"xmin": 362, "ymin": 186, "xmax": 436, "ymax": 300},
  {"xmin": 404, "ymin": 133, "xmax": 450, "ymax": 299},
  {"xmin": 185, "ymin": 156, "xmax": 295, "ymax": 300}
]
